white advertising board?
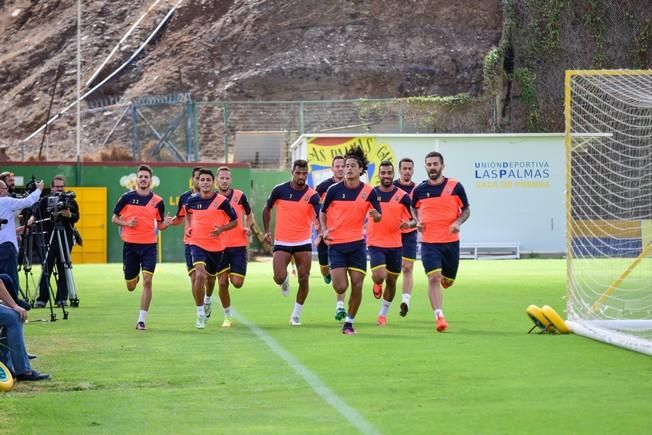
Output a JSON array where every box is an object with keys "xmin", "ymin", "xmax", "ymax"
[{"xmin": 292, "ymin": 133, "xmax": 566, "ymax": 254}]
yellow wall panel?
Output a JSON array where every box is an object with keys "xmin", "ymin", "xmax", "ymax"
[{"xmin": 69, "ymin": 187, "xmax": 107, "ymax": 264}]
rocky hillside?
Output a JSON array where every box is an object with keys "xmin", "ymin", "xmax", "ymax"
[{"xmin": 0, "ymin": 0, "xmax": 649, "ymax": 161}]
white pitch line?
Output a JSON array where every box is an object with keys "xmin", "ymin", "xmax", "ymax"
[{"xmin": 233, "ymin": 310, "xmax": 381, "ymax": 435}]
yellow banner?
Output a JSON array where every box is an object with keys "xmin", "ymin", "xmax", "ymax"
[{"xmin": 307, "ymin": 136, "xmax": 395, "ymax": 186}]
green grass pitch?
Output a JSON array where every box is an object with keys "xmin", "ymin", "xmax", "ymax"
[{"xmin": 2, "ymin": 259, "xmax": 651, "ymax": 434}]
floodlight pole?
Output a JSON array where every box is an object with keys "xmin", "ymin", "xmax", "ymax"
[{"xmin": 75, "ymin": 0, "xmax": 81, "ymax": 184}]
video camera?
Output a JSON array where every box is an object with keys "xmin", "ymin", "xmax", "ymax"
[
  {"xmin": 46, "ymin": 191, "xmax": 76, "ymax": 217},
  {"xmin": 25, "ymin": 175, "xmax": 38, "ymax": 194}
]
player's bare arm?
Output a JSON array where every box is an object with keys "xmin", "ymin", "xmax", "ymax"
[
  {"xmin": 401, "ymin": 205, "xmax": 419, "ymax": 230},
  {"xmin": 164, "ymin": 212, "xmax": 183, "ymax": 226},
  {"xmin": 319, "ymin": 210, "xmax": 330, "ymax": 241},
  {"xmin": 244, "ymin": 212, "xmax": 254, "ymax": 236},
  {"xmin": 262, "ymin": 205, "xmax": 272, "ymax": 242},
  {"xmin": 450, "ymin": 207, "xmax": 470, "ymax": 234},
  {"xmin": 112, "ymin": 214, "xmax": 137, "ymax": 228},
  {"xmin": 210, "ymin": 218, "xmax": 238, "ymax": 237}
]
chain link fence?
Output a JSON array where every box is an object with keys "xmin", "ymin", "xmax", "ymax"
[{"xmin": 16, "ymin": 95, "xmax": 494, "ymax": 164}]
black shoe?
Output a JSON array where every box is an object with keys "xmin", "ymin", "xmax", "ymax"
[
  {"xmin": 28, "ymin": 353, "xmax": 37, "ymax": 360},
  {"xmin": 34, "ymin": 300, "xmax": 47, "ymax": 308},
  {"xmin": 399, "ymin": 302, "xmax": 409, "ymax": 317},
  {"xmin": 56, "ymin": 300, "xmax": 68, "ymax": 307},
  {"xmin": 16, "ymin": 370, "xmax": 50, "ymax": 381}
]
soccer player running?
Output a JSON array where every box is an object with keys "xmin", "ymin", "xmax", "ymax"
[
  {"xmin": 314, "ymin": 155, "xmax": 347, "ymax": 321},
  {"xmin": 112, "ymin": 164, "xmax": 169, "ymax": 330},
  {"xmin": 164, "ymin": 167, "xmax": 204, "ymax": 295},
  {"xmin": 413, "ymin": 152, "xmax": 470, "ymax": 332},
  {"xmin": 184, "ymin": 168, "xmax": 238, "ymax": 329},
  {"xmin": 368, "ymin": 161, "xmax": 416, "ymax": 326},
  {"xmin": 393, "ymin": 157, "xmax": 417, "ymax": 317},
  {"xmin": 320, "ymin": 146, "xmax": 382, "ymax": 335},
  {"xmin": 262, "ymin": 160, "xmax": 320, "ymax": 326},
  {"xmin": 212, "ymin": 166, "xmax": 254, "ymax": 327},
  {"xmin": 165, "ymin": 167, "xmax": 221, "ymax": 319}
]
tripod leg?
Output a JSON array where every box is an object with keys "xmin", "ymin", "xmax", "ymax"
[
  {"xmin": 18, "ymin": 242, "xmax": 30, "ymax": 302},
  {"xmin": 57, "ymin": 228, "xmax": 78, "ymax": 306},
  {"xmin": 51, "ymin": 231, "xmax": 68, "ymax": 319},
  {"xmin": 41, "ymin": 228, "xmax": 58, "ymax": 321},
  {"xmin": 49, "ymin": 231, "xmax": 62, "ymax": 320},
  {"xmin": 17, "ymin": 227, "xmax": 39, "ymax": 304},
  {"xmin": 21, "ymin": 233, "xmax": 34, "ymax": 304},
  {"xmin": 48, "ymin": 230, "xmax": 71, "ymax": 318}
]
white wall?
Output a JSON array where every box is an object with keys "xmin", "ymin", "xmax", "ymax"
[{"xmin": 292, "ymin": 133, "xmax": 566, "ymax": 253}]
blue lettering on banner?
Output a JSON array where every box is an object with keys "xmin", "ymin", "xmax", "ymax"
[{"xmin": 473, "ymin": 161, "xmax": 550, "ymax": 179}]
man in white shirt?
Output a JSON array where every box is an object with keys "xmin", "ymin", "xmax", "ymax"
[{"xmin": 0, "ymin": 178, "xmax": 43, "ymax": 300}]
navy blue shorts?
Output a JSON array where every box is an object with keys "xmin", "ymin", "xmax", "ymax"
[
  {"xmin": 368, "ymin": 246, "xmax": 403, "ymax": 275},
  {"xmin": 123, "ymin": 242, "xmax": 157, "ymax": 281},
  {"xmin": 190, "ymin": 245, "xmax": 225, "ymax": 276},
  {"xmin": 222, "ymin": 246, "xmax": 248, "ymax": 277},
  {"xmin": 328, "ymin": 240, "xmax": 367, "ymax": 274},
  {"xmin": 317, "ymin": 239, "xmax": 329, "ymax": 267},
  {"xmin": 421, "ymin": 241, "xmax": 460, "ymax": 280},
  {"xmin": 184, "ymin": 244, "xmax": 193, "ymax": 271},
  {"xmin": 401, "ymin": 231, "xmax": 418, "ymax": 261},
  {"xmin": 273, "ymin": 243, "xmax": 312, "ymax": 254}
]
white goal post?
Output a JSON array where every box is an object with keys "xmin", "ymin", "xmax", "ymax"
[{"xmin": 565, "ymin": 70, "xmax": 652, "ymax": 356}]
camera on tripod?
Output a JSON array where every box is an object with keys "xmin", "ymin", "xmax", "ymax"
[
  {"xmin": 46, "ymin": 191, "xmax": 76, "ymax": 220},
  {"xmin": 21, "ymin": 176, "xmax": 80, "ymax": 316},
  {"xmin": 25, "ymin": 175, "xmax": 38, "ymax": 194}
]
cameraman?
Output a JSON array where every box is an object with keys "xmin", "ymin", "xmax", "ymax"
[
  {"xmin": 0, "ymin": 177, "xmax": 44, "ymax": 302},
  {"xmin": 34, "ymin": 175, "xmax": 79, "ymax": 307}
]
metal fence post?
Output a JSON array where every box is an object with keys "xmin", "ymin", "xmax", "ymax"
[
  {"xmin": 185, "ymin": 97, "xmax": 193, "ymax": 162},
  {"xmin": 193, "ymin": 101, "xmax": 199, "ymax": 161},
  {"xmin": 131, "ymin": 103, "xmax": 139, "ymax": 160},
  {"xmin": 223, "ymin": 102, "xmax": 229, "ymax": 163}
]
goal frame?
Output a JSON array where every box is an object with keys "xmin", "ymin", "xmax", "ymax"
[{"xmin": 564, "ymin": 69, "xmax": 652, "ymax": 355}]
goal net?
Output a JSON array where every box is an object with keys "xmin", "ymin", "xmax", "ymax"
[{"xmin": 565, "ymin": 70, "xmax": 652, "ymax": 355}]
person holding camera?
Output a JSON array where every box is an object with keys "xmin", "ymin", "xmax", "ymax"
[
  {"xmin": 0, "ymin": 177, "xmax": 44, "ymax": 302},
  {"xmin": 33, "ymin": 176, "xmax": 79, "ymax": 308}
]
